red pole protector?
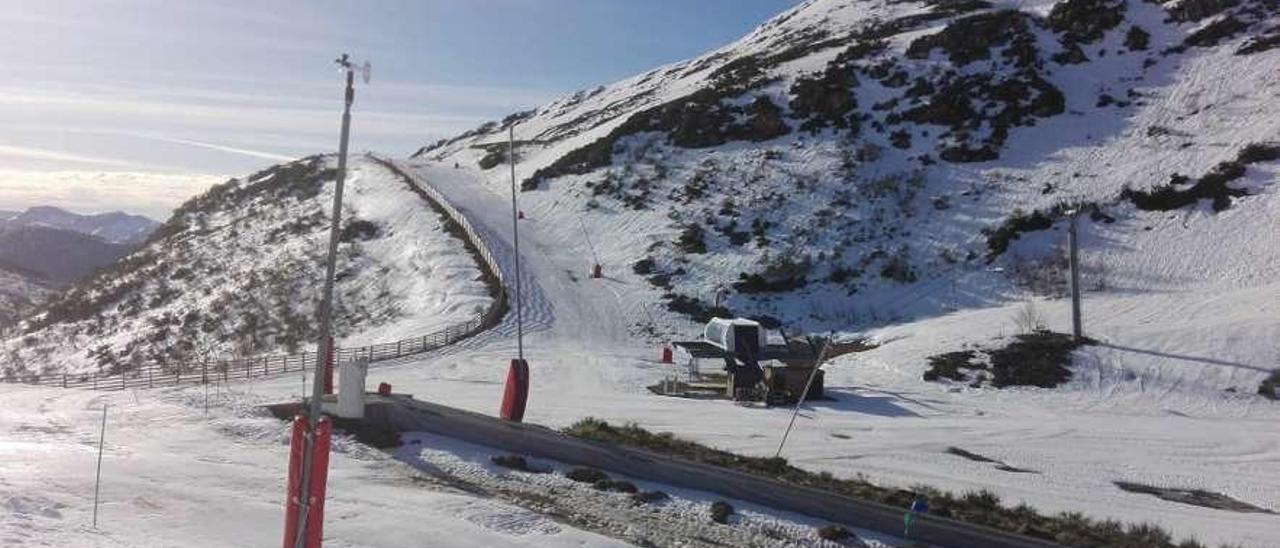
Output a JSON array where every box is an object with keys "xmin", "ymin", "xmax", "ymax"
[
  {"xmin": 661, "ymin": 346, "xmax": 673, "ymax": 364},
  {"xmin": 322, "ymin": 337, "xmax": 335, "ymax": 396},
  {"xmin": 305, "ymin": 417, "xmax": 333, "ymax": 548},
  {"xmin": 282, "ymin": 415, "xmax": 307, "ymax": 548},
  {"xmin": 517, "ymin": 210, "xmax": 525, "ymax": 220},
  {"xmin": 499, "ymin": 359, "xmax": 530, "ymax": 422},
  {"xmin": 377, "ymin": 382, "xmax": 392, "ymax": 396},
  {"xmin": 592, "ymin": 264, "xmax": 603, "ymax": 279}
]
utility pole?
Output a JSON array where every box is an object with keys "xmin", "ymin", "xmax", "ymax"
[
  {"xmin": 1067, "ymin": 211, "xmax": 1083, "ymax": 341},
  {"xmin": 294, "ymin": 53, "xmax": 367, "ymax": 548},
  {"xmin": 509, "ymin": 125, "xmax": 524, "ymax": 360}
]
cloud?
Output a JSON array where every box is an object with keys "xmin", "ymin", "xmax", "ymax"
[
  {"xmin": 127, "ymin": 135, "xmax": 298, "ymax": 162},
  {"xmin": 0, "ymin": 169, "xmax": 225, "ymax": 220},
  {"xmin": 0, "ymin": 144, "xmax": 151, "ymax": 170}
]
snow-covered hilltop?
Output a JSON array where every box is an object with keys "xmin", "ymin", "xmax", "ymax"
[
  {"xmin": 417, "ymin": 0, "xmax": 1280, "ymax": 337},
  {"xmin": 0, "ymin": 157, "xmax": 492, "ymax": 377}
]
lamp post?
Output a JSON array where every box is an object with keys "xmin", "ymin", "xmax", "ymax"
[
  {"xmin": 292, "ymin": 53, "xmax": 368, "ymax": 548},
  {"xmin": 1066, "ymin": 209, "xmax": 1083, "ymax": 341}
]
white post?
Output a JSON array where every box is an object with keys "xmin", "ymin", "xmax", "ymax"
[{"xmin": 93, "ymin": 404, "xmax": 107, "ymax": 528}]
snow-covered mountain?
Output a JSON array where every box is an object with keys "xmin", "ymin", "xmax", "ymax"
[
  {"xmin": 2, "ymin": 205, "xmax": 159, "ymax": 245},
  {"xmin": 418, "ymin": 0, "xmax": 1280, "ymax": 337},
  {"xmin": 395, "ymin": 3, "xmax": 1280, "ymax": 543},
  {"xmin": 0, "ymin": 157, "xmax": 491, "ymax": 376}
]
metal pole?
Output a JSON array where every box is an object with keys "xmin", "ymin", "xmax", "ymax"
[
  {"xmin": 775, "ymin": 336, "xmax": 833, "ymax": 459},
  {"xmin": 295, "ymin": 54, "xmax": 356, "ymax": 548},
  {"xmin": 1068, "ymin": 213, "xmax": 1083, "ymax": 340},
  {"xmin": 509, "ymin": 125, "xmax": 524, "ymax": 360},
  {"xmin": 93, "ymin": 404, "xmax": 107, "ymax": 528}
]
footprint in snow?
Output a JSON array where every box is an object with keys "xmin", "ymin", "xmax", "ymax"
[{"xmin": 457, "ymin": 501, "xmax": 561, "ymax": 536}]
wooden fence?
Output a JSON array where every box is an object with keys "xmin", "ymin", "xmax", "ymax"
[{"xmin": 2, "ymin": 156, "xmax": 509, "ymax": 392}]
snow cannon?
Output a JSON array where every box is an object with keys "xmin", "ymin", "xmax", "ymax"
[{"xmin": 500, "ymin": 359, "xmax": 530, "ymax": 422}]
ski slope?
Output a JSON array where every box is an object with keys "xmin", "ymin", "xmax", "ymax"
[{"xmin": 253, "ymin": 159, "xmax": 1280, "ymax": 547}]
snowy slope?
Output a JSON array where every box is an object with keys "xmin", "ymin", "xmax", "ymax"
[
  {"xmin": 0, "ymin": 264, "xmax": 53, "ymax": 330},
  {"xmin": 7, "ymin": 0, "xmax": 1279, "ymax": 545},
  {"xmin": 0, "ymin": 157, "xmax": 491, "ymax": 377},
  {"xmin": 344, "ymin": 0, "xmax": 1280, "ymax": 545},
  {"xmin": 418, "ymin": 0, "xmax": 1280, "ymax": 341},
  {"xmin": 0, "ymin": 383, "xmax": 627, "ymax": 548}
]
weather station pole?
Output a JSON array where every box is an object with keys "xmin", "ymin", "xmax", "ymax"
[
  {"xmin": 291, "ymin": 53, "xmax": 369, "ymax": 548},
  {"xmin": 509, "ymin": 126, "xmax": 524, "ymax": 360},
  {"xmin": 499, "ymin": 125, "xmax": 531, "ymax": 423}
]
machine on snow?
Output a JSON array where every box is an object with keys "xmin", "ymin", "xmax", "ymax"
[{"xmin": 655, "ymin": 318, "xmax": 824, "ymax": 404}]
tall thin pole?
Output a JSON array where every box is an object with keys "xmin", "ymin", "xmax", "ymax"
[
  {"xmin": 93, "ymin": 404, "xmax": 107, "ymax": 528},
  {"xmin": 509, "ymin": 125, "xmax": 524, "ymax": 360},
  {"xmin": 1068, "ymin": 213, "xmax": 1083, "ymax": 340},
  {"xmin": 775, "ymin": 336, "xmax": 832, "ymax": 459},
  {"xmin": 295, "ymin": 54, "xmax": 356, "ymax": 548}
]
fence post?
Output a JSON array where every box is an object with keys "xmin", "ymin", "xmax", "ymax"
[
  {"xmin": 263, "ymin": 357, "xmax": 268, "ymax": 377},
  {"xmin": 93, "ymin": 372, "xmax": 98, "ymax": 391},
  {"xmin": 397, "ymin": 340, "xmax": 402, "ymax": 357},
  {"xmin": 202, "ymin": 361, "xmax": 207, "ymax": 385},
  {"xmin": 149, "ymin": 368, "xmax": 153, "ymax": 389},
  {"xmin": 62, "ymin": 374, "xmax": 67, "ymax": 388}
]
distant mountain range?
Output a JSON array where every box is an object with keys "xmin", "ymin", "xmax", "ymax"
[
  {"xmin": 1, "ymin": 206, "xmax": 158, "ymax": 245},
  {"xmin": 0, "ymin": 206, "xmax": 159, "ymax": 329}
]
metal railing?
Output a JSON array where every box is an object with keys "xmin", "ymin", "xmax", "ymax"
[{"xmin": 2, "ymin": 157, "xmax": 509, "ymax": 392}]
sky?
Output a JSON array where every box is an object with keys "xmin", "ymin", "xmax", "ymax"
[{"xmin": 0, "ymin": 0, "xmax": 797, "ymax": 219}]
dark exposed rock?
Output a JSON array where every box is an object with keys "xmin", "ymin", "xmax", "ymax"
[
  {"xmin": 1121, "ymin": 143, "xmax": 1280, "ymax": 212},
  {"xmin": 941, "ymin": 144, "xmax": 1000, "ymax": 162},
  {"xmin": 906, "ymin": 11, "xmax": 1037, "ymax": 67},
  {"xmin": 710, "ymin": 500, "xmax": 735, "ymax": 524},
  {"xmin": 1053, "ymin": 42, "xmax": 1089, "ymax": 64},
  {"xmin": 1125, "ymin": 26, "xmax": 1152, "ymax": 51},
  {"xmin": 1184, "ymin": 16, "xmax": 1250, "ymax": 48},
  {"xmin": 1167, "ymin": 0, "xmax": 1239, "ymax": 22},
  {"xmin": 1048, "ymin": 0, "xmax": 1127, "ymax": 44},
  {"xmin": 789, "ymin": 63, "xmax": 860, "ymax": 133},
  {"xmin": 1237, "ymin": 24, "xmax": 1280, "ymax": 54},
  {"xmin": 565, "ymin": 467, "xmax": 609, "ymax": 483}
]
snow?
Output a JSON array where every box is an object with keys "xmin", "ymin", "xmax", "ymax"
[
  {"xmin": 1, "ymin": 158, "xmax": 492, "ymax": 375},
  {"xmin": 6, "ymin": 0, "xmax": 1280, "ymax": 545},
  {"xmin": 0, "ymin": 383, "xmax": 625, "ymax": 547},
  {"xmin": 279, "ymin": 156, "xmax": 1274, "ymax": 547}
]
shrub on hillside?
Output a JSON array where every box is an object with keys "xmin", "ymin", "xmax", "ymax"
[
  {"xmin": 923, "ymin": 350, "xmax": 982, "ymax": 382},
  {"xmin": 989, "ymin": 331, "xmax": 1082, "ymax": 388},
  {"xmin": 676, "ymin": 224, "xmax": 708, "ymax": 254}
]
